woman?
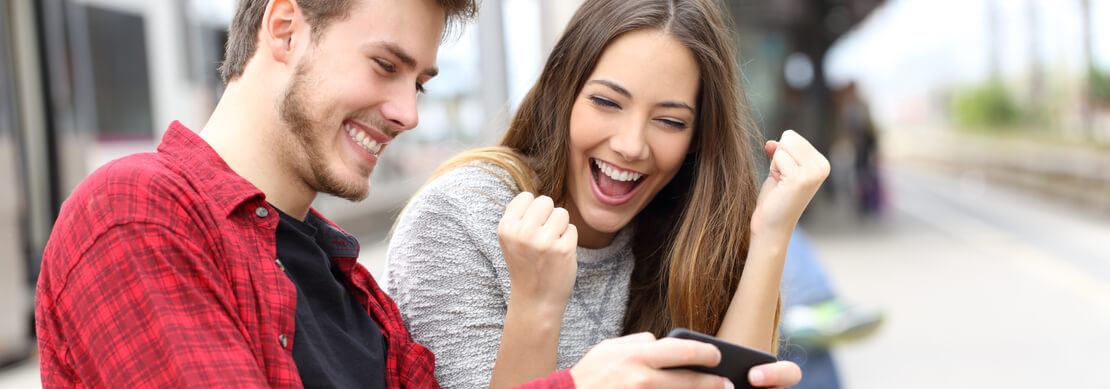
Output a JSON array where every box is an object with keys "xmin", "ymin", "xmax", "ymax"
[{"xmin": 387, "ymin": 0, "xmax": 828, "ymax": 387}]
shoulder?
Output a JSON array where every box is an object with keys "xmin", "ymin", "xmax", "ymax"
[
  {"xmin": 424, "ymin": 161, "xmax": 520, "ymax": 201},
  {"xmin": 388, "ymin": 162, "xmax": 515, "ymax": 283},
  {"xmin": 64, "ymin": 152, "xmax": 200, "ymax": 223},
  {"xmin": 45, "ymin": 152, "xmax": 212, "ymax": 269},
  {"xmin": 405, "ymin": 161, "xmax": 520, "ymax": 223}
]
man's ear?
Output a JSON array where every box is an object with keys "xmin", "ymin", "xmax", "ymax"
[{"xmin": 263, "ymin": 0, "xmax": 299, "ymax": 65}]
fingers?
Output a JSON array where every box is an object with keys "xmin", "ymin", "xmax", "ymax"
[
  {"xmin": 540, "ymin": 207, "xmax": 570, "ymax": 238},
  {"xmin": 501, "ymin": 192, "xmax": 535, "ymax": 227},
  {"xmin": 769, "ymin": 142, "xmax": 799, "ymax": 183},
  {"xmin": 651, "ymin": 370, "xmax": 731, "ymax": 389},
  {"xmin": 521, "ymin": 195, "xmax": 555, "ymax": 230},
  {"xmin": 776, "ymin": 130, "xmax": 831, "ymax": 175},
  {"xmin": 605, "ymin": 332, "xmax": 657, "ymax": 346},
  {"xmin": 748, "ymin": 361, "xmax": 802, "ymax": 388},
  {"xmin": 499, "ymin": 192, "xmax": 575, "ymax": 256},
  {"xmin": 769, "ymin": 130, "xmax": 831, "ymax": 183},
  {"xmin": 638, "ymin": 338, "xmax": 721, "ymax": 370},
  {"xmin": 556, "ymin": 223, "xmax": 578, "ymax": 249},
  {"xmin": 763, "ymin": 141, "xmax": 778, "ymax": 160}
]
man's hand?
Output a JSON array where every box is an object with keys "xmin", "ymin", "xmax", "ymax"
[{"xmin": 569, "ymin": 333, "xmax": 802, "ymax": 388}]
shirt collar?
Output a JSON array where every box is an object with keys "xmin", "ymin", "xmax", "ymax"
[{"xmin": 157, "ymin": 121, "xmax": 265, "ymax": 217}]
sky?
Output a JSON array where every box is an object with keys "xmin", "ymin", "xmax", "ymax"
[{"xmin": 826, "ymin": 0, "xmax": 1110, "ymax": 125}]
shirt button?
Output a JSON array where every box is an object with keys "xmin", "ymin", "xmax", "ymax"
[
  {"xmin": 279, "ymin": 334, "xmax": 288, "ymax": 349},
  {"xmin": 255, "ymin": 206, "xmax": 269, "ymax": 218},
  {"xmin": 275, "ymin": 258, "xmax": 286, "ymax": 272}
]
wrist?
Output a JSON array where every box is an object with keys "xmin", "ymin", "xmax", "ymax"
[
  {"xmin": 750, "ymin": 227, "xmax": 792, "ymax": 248},
  {"xmin": 507, "ymin": 293, "xmax": 569, "ymax": 325}
]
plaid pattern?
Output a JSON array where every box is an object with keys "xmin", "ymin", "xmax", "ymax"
[{"xmin": 35, "ymin": 122, "xmax": 442, "ymax": 388}]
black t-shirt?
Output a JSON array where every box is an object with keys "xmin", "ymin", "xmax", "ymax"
[{"xmin": 274, "ymin": 208, "xmax": 387, "ymax": 389}]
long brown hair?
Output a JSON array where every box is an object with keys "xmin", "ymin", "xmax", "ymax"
[{"xmin": 426, "ymin": 0, "xmax": 778, "ymax": 347}]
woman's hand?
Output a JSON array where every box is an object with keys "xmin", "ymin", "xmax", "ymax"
[
  {"xmin": 498, "ymin": 192, "xmax": 579, "ymax": 307},
  {"xmin": 492, "ymin": 192, "xmax": 579, "ymax": 388},
  {"xmin": 751, "ymin": 130, "xmax": 830, "ymax": 242}
]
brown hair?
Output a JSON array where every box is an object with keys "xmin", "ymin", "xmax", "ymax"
[
  {"xmin": 219, "ymin": 0, "xmax": 478, "ymax": 84},
  {"xmin": 428, "ymin": 0, "xmax": 779, "ymax": 348}
]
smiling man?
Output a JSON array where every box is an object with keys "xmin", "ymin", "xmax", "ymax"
[
  {"xmin": 36, "ymin": 0, "xmax": 473, "ymax": 387},
  {"xmin": 34, "ymin": 0, "xmax": 800, "ymax": 388}
]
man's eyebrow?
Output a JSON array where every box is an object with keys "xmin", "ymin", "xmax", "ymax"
[
  {"xmin": 588, "ymin": 79, "xmax": 695, "ymax": 111},
  {"xmin": 373, "ymin": 41, "xmax": 438, "ymax": 78}
]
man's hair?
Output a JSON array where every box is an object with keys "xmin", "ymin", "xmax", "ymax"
[{"xmin": 219, "ymin": 0, "xmax": 478, "ymax": 84}]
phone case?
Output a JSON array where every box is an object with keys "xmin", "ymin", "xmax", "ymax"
[{"xmin": 665, "ymin": 328, "xmax": 778, "ymax": 389}]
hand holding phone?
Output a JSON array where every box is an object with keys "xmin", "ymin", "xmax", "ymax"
[{"xmin": 665, "ymin": 328, "xmax": 778, "ymax": 389}]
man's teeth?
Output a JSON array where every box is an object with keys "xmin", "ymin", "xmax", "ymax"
[
  {"xmin": 593, "ymin": 159, "xmax": 643, "ymax": 182},
  {"xmin": 346, "ymin": 124, "xmax": 383, "ymax": 154}
]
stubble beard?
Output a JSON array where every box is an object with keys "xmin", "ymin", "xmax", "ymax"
[{"xmin": 279, "ymin": 61, "xmax": 370, "ymax": 202}]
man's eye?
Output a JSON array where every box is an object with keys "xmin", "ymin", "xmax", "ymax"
[{"xmin": 416, "ymin": 83, "xmax": 426, "ymax": 94}]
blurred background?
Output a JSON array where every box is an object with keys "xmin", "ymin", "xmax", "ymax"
[{"xmin": 1, "ymin": 0, "xmax": 1109, "ymax": 387}]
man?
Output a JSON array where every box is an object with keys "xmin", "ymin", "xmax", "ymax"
[{"xmin": 35, "ymin": 0, "xmax": 801, "ymax": 387}]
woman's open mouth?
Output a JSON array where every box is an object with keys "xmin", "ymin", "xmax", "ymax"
[{"xmin": 589, "ymin": 158, "xmax": 647, "ymax": 206}]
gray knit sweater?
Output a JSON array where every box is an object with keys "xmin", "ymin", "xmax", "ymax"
[{"xmin": 386, "ymin": 162, "xmax": 634, "ymax": 388}]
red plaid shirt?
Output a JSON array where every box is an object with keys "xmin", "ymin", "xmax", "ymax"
[{"xmin": 36, "ymin": 121, "xmax": 575, "ymax": 389}]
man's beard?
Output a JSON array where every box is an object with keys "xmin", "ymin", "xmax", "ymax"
[{"xmin": 278, "ymin": 61, "xmax": 369, "ymax": 202}]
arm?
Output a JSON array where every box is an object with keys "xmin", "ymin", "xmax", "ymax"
[
  {"xmin": 490, "ymin": 193, "xmax": 577, "ymax": 389},
  {"xmin": 38, "ymin": 222, "xmax": 269, "ymax": 388},
  {"xmin": 716, "ymin": 130, "xmax": 830, "ymax": 352},
  {"xmin": 388, "ymin": 187, "xmax": 576, "ymax": 389},
  {"xmin": 386, "ymin": 185, "xmax": 526, "ymax": 388}
]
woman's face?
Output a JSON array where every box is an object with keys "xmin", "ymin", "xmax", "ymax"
[{"xmin": 564, "ymin": 29, "xmax": 699, "ymax": 248}]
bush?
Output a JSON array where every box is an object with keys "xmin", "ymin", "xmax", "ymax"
[
  {"xmin": 1092, "ymin": 67, "xmax": 1110, "ymax": 104},
  {"xmin": 951, "ymin": 81, "xmax": 1022, "ymax": 128}
]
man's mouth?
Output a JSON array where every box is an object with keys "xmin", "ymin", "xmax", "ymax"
[
  {"xmin": 344, "ymin": 120, "xmax": 389, "ymax": 155},
  {"xmin": 589, "ymin": 158, "xmax": 647, "ymax": 203}
]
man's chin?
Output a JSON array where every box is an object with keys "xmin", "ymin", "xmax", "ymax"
[
  {"xmin": 328, "ymin": 183, "xmax": 369, "ymax": 202},
  {"xmin": 312, "ymin": 172, "xmax": 370, "ymax": 202}
]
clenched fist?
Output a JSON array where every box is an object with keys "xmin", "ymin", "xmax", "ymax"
[
  {"xmin": 752, "ymin": 130, "xmax": 831, "ymax": 241},
  {"xmin": 498, "ymin": 192, "xmax": 579, "ymax": 305}
]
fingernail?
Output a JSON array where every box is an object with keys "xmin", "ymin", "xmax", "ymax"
[
  {"xmin": 724, "ymin": 379, "xmax": 735, "ymax": 389},
  {"xmin": 749, "ymin": 369, "xmax": 765, "ymax": 386}
]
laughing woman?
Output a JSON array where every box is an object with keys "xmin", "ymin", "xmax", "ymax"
[{"xmin": 387, "ymin": 0, "xmax": 828, "ymax": 387}]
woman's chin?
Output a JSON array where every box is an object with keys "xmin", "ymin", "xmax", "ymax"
[{"xmin": 581, "ymin": 209, "xmax": 633, "ymax": 236}]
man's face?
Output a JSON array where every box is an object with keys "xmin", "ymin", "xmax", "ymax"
[{"xmin": 279, "ymin": 0, "xmax": 444, "ymax": 201}]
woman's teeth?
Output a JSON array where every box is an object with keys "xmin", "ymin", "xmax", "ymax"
[
  {"xmin": 346, "ymin": 124, "xmax": 383, "ymax": 154},
  {"xmin": 594, "ymin": 159, "xmax": 643, "ymax": 182}
]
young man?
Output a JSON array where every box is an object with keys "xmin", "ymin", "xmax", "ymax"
[{"xmin": 35, "ymin": 0, "xmax": 801, "ymax": 387}]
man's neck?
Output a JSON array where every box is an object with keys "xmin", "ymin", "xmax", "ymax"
[{"xmin": 199, "ymin": 79, "xmax": 316, "ymax": 220}]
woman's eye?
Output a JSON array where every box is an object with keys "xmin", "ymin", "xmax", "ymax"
[
  {"xmin": 375, "ymin": 59, "xmax": 397, "ymax": 73},
  {"xmin": 589, "ymin": 96, "xmax": 620, "ymax": 109},
  {"xmin": 658, "ymin": 118, "xmax": 688, "ymax": 129}
]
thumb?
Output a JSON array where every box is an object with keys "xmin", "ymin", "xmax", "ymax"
[{"xmin": 763, "ymin": 141, "xmax": 779, "ymax": 160}]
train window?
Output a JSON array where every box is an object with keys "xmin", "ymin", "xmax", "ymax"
[
  {"xmin": 0, "ymin": 1, "xmax": 32, "ymax": 364},
  {"xmin": 84, "ymin": 5, "xmax": 154, "ymax": 141}
]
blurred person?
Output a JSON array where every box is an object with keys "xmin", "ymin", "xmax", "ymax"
[
  {"xmin": 34, "ymin": 0, "xmax": 801, "ymax": 388},
  {"xmin": 834, "ymin": 82, "xmax": 884, "ymax": 217},
  {"xmin": 779, "ymin": 227, "xmax": 884, "ymax": 389},
  {"xmin": 387, "ymin": 0, "xmax": 826, "ymax": 387}
]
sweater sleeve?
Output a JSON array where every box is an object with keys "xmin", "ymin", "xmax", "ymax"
[{"xmin": 387, "ymin": 165, "xmax": 518, "ymax": 389}]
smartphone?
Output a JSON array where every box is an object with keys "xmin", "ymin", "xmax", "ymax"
[{"xmin": 665, "ymin": 328, "xmax": 778, "ymax": 388}]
